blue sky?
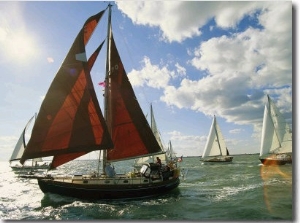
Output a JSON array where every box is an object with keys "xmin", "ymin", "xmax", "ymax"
[{"xmin": 0, "ymin": 1, "xmax": 294, "ymax": 161}]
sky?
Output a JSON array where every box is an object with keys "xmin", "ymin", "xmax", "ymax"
[{"xmin": 0, "ymin": 1, "xmax": 294, "ymax": 162}]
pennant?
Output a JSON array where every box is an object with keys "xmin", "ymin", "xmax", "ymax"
[{"xmin": 98, "ymin": 81, "xmax": 106, "ymax": 87}]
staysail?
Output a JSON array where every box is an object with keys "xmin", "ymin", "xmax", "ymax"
[{"xmin": 20, "ymin": 9, "xmax": 113, "ymax": 164}]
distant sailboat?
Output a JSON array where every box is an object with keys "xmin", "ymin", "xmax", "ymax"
[
  {"xmin": 259, "ymin": 95, "xmax": 292, "ymax": 165},
  {"xmin": 201, "ymin": 116, "xmax": 233, "ymax": 163},
  {"xmin": 133, "ymin": 104, "xmax": 173, "ymax": 170},
  {"xmin": 9, "ymin": 115, "xmax": 50, "ymax": 170},
  {"xmin": 166, "ymin": 140, "xmax": 177, "ymax": 162},
  {"xmin": 19, "ymin": 4, "xmax": 180, "ymax": 200}
]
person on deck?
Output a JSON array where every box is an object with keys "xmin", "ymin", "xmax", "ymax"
[
  {"xmin": 156, "ymin": 157, "xmax": 162, "ymax": 167},
  {"xmin": 105, "ymin": 163, "xmax": 116, "ymax": 177}
]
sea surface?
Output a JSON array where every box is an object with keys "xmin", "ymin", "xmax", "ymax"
[{"xmin": 0, "ymin": 154, "xmax": 294, "ymax": 221}]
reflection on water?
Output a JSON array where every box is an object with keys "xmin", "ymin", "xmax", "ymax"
[{"xmin": 260, "ymin": 164, "xmax": 292, "ymax": 217}]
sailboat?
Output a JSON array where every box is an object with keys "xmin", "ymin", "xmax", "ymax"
[
  {"xmin": 133, "ymin": 104, "xmax": 174, "ymax": 170},
  {"xmin": 259, "ymin": 95, "xmax": 292, "ymax": 165},
  {"xmin": 166, "ymin": 140, "xmax": 177, "ymax": 162},
  {"xmin": 19, "ymin": 4, "xmax": 180, "ymax": 200},
  {"xmin": 201, "ymin": 115, "xmax": 233, "ymax": 163},
  {"xmin": 10, "ymin": 115, "xmax": 50, "ymax": 171}
]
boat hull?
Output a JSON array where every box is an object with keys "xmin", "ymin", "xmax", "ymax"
[
  {"xmin": 10, "ymin": 165, "xmax": 50, "ymax": 171},
  {"xmin": 259, "ymin": 154, "xmax": 292, "ymax": 165},
  {"xmin": 202, "ymin": 156, "xmax": 233, "ymax": 163},
  {"xmin": 38, "ymin": 176, "xmax": 180, "ymax": 200},
  {"xmin": 259, "ymin": 158, "xmax": 290, "ymax": 165}
]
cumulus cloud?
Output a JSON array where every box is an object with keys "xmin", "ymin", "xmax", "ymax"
[
  {"xmin": 118, "ymin": 1, "xmax": 292, "ymax": 145},
  {"xmin": 117, "ymin": 1, "xmax": 203, "ymax": 42},
  {"xmin": 117, "ymin": 1, "xmax": 267, "ymax": 43},
  {"xmin": 229, "ymin": 129, "xmax": 244, "ymax": 134},
  {"xmin": 167, "ymin": 130, "xmax": 205, "ymax": 156},
  {"xmin": 161, "ymin": 2, "xmax": 291, "ymax": 128},
  {"xmin": 128, "ymin": 56, "xmax": 187, "ymax": 89}
]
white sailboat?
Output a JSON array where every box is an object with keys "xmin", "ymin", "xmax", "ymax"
[
  {"xmin": 201, "ymin": 116, "xmax": 233, "ymax": 163},
  {"xmin": 166, "ymin": 140, "xmax": 177, "ymax": 162},
  {"xmin": 9, "ymin": 115, "xmax": 50, "ymax": 170},
  {"xmin": 133, "ymin": 104, "xmax": 171, "ymax": 170},
  {"xmin": 19, "ymin": 4, "xmax": 180, "ymax": 200},
  {"xmin": 259, "ymin": 95, "xmax": 292, "ymax": 165}
]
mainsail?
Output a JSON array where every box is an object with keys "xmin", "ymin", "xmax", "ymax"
[
  {"xmin": 106, "ymin": 32, "xmax": 162, "ymax": 161},
  {"xmin": 260, "ymin": 95, "xmax": 292, "ymax": 156}
]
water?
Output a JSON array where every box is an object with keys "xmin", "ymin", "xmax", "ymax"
[{"xmin": 0, "ymin": 154, "xmax": 293, "ymax": 221}]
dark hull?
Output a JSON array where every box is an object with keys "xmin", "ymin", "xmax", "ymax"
[
  {"xmin": 202, "ymin": 156, "xmax": 233, "ymax": 163},
  {"xmin": 38, "ymin": 177, "xmax": 180, "ymax": 200},
  {"xmin": 259, "ymin": 154, "xmax": 292, "ymax": 165},
  {"xmin": 259, "ymin": 158, "xmax": 288, "ymax": 165},
  {"xmin": 11, "ymin": 165, "xmax": 50, "ymax": 171}
]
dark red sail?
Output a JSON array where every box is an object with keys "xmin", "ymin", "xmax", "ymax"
[
  {"xmin": 106, "ymin": 33, "xmax": 162, "ymax": 161},
  {"xmin": 49, "ymin": 41, "xmax": 109, "ymax": 169},
  {"xmin": 20, "ymin": 10, "xmax": 113, "ymax": 164}
]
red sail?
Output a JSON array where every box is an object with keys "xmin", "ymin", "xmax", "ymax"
[
  {"xmin": 106, "ymin": 33, "xmax": 162, "ymax": 161},
  {"xmin": 49, "ymin": 41, "xmax": 108, "ymax": 169},
  {"xmin": 20, "ymin": 10, "xmax": 113, "ymax": 164}
]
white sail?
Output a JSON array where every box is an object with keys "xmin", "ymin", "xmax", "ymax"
[
  {"xmin": 202, "ymin": 116, "xmax": 228, "ymax": 158},
  {"xmin": 133, "ymin": 104, "xmax": 167, "ymax": 169},
  {"xmin": 9, "ymin": 115, "xmax": 35, "ymax": 162},
  {"xmin": 151, "ymin": 104, "xmax": 165, "ymax": 151},
  {"xmin": 166, "ymin": 141, "xmax": 177, "ymax": 160},
  {"xmin": 260, "ymin": 95, "xmax": 292, "ymax": 156}
]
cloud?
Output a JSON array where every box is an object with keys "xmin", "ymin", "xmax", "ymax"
[
  {"xmin": 117, "ymin": 1, "xmax": 202, "ymax": 42},
  {"xmin": 128, "ymin": 56, "xmax": 186, "ymax": 89},
  {"xmin": 118, "ymin": 1, "xmax": 292, "ymax": 149},
  {"xmin": 116, "ymin": 1, "xmax": 270, "ymax": 43},
  {"xmin": 161, "ymin": 2, "xmax": 292, "ymax": 131},
  {"xmin": 167, "ymin": 130, "xmax": 205, "ymax": 156},
  {"xmin": 229, "ymin": 129, "xmax": 244, "ymax": 134}
]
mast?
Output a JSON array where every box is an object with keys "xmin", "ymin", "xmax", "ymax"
[
  {"xmin": 213, "ymin": 116, "xmax": 223, "ymax": 156},
  {"xmin": 150, "ymin": 103, "xmax": 153, "ymax": 129},
  {"xmin": 102, "ymin": 3, "xmax": 112, "ymax": 174},
  {"xmin": 267, "ymin": 95, "xmax": 282, "ymax": 151}
]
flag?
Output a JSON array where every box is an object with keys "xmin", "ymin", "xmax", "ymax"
[
  {"xmin": 178, "ymin": 155, "xmax": 183, "ymax": 162},
  {"xmin": 98, "ymin": 81, "xmax": 106, "ymax": 87}
]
